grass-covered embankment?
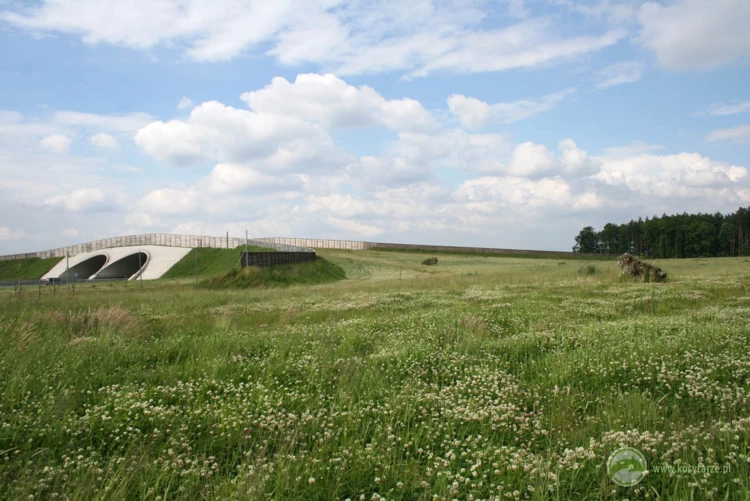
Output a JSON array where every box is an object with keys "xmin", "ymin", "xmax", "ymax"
[
  {"xmin": 199, "ymin": 256, "xmax": 345, "ymax": 288},
  {"xmin": 161, "ymin": 245, "xmax": 276, "ymax": 279},
  {"xmin": 0, "ymin": 256, "xmax": 62, "ymax": 280}
]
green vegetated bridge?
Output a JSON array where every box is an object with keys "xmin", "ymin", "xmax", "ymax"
[{"xmin": 0, "ymin": 233, "xmax": 602, "ymax": 283}]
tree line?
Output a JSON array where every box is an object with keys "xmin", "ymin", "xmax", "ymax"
[{"xmin": 573, "ymin": 207, "xmax": 750, "ymax": 257}]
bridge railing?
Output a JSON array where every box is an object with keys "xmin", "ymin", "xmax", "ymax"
[{"xmin": 0, "ymin": 233, "xmax": 314, "ymax": 261}]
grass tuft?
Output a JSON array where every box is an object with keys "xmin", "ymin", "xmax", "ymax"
[{"xmin": 578, "ymin": 263, "xmax": 598, "ymax": 275}]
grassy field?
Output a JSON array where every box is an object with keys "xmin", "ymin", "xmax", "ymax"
[
  {"xmin": 1, "ymin": 250, "xmax": 749, "ymax": 500},
  {"xmin": 0, "ymin": 256, "xmax": 62, "ymax": 280}
]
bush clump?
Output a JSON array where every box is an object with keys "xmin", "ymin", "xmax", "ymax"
[
  {"xmin": 578, "ymin": 263, "xmax": 597, "ymax": 276},
  {"xmin": 421, "ymin": 257, "xmax": 439, "ymax": 266}
]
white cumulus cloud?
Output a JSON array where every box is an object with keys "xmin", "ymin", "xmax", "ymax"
[
  {"xmin": 695, "ymin": 101, "xmax": 750, "ymax": 117},
  {"xmin": 448, "ymin": 88, "xmax": 575, "ymax": 130},
  {"xmin": 639, "ymin": 0, "xmax": 750, "ymax": 70},
  {"xmin": 89, "ymin": 132, "xmax": 118, "ymax": 149},
  {"xmin": 139, "ymin": 188, "xmax": 199, "ymax": 216},
  {"xmin": 706, "ymin": 125, "xmax": 750, "ymax": 143},
  {"xmin": 44, "ymin": 187, "xmax": 123, "ymax": 212},
  {"xmin": 595, "ymin": 61, "xmax": 645, "ymax": 89},
  {"xmin": 477, "ymin": 139, "xmax": 601, "ymax": 179},
  {"xmin": 455, "ymin": 175, "xmax": 602, "ymax": 211},
  {"xmin": 135, "ymin": 99, "xmax": 352, "ymax": 170},
  {"xmin": 0, "ymin": 226, "xmax": 29, "ymax": 240},
  {"xmin": 40, "ymin": 134, "xmax": 72, "ymax": 153},
  {"xmin": 596, "ymin": 151, "xmax": 748, "ymax": 199},
  {"xmin": 177, "ymin": 97, "xmax": 194, "ymax": 110},
  {"xmin": 241, "ymin": 73, "xmax": 436, "ymax": 132}
]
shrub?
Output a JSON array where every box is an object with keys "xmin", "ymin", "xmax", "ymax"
[{"xmin": 578, "ymin": 264, "xmax": 597, "ymax": 276}]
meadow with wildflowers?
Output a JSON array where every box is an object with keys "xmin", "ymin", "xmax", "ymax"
[{"xmin": 1, "ymin": 250, "xmax": 749, "ymax": 500}]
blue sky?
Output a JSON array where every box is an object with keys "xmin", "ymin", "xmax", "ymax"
[{"xmin": 1, "ymin": 0, "xmax": 749, "ymax": 253}]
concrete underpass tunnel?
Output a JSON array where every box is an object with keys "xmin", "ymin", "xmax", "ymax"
[
  {"xmin": 95, "ymin": 252, "xmax": 149, "ymax": 280},
  {"xmin": 59, "ymin": 254, "xmax": 107, "ymax": 279}
]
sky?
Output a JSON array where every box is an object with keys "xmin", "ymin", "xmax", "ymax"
[{"xmin": 0, "ymin": 0, "xmax": 749, "ymax": 254}]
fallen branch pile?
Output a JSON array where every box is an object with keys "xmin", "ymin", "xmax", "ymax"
[{"xmin": 617, "ymin": 253, "xmax": 667, "ymax": 282}]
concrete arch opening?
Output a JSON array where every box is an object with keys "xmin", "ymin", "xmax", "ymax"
[
  {"xmin": 59, "ymin": 254, "xmax": 107, "ymax": 280},
  {"xmin": 95, "ymin": 252, "xmax": 148, "ymax": 280}
]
